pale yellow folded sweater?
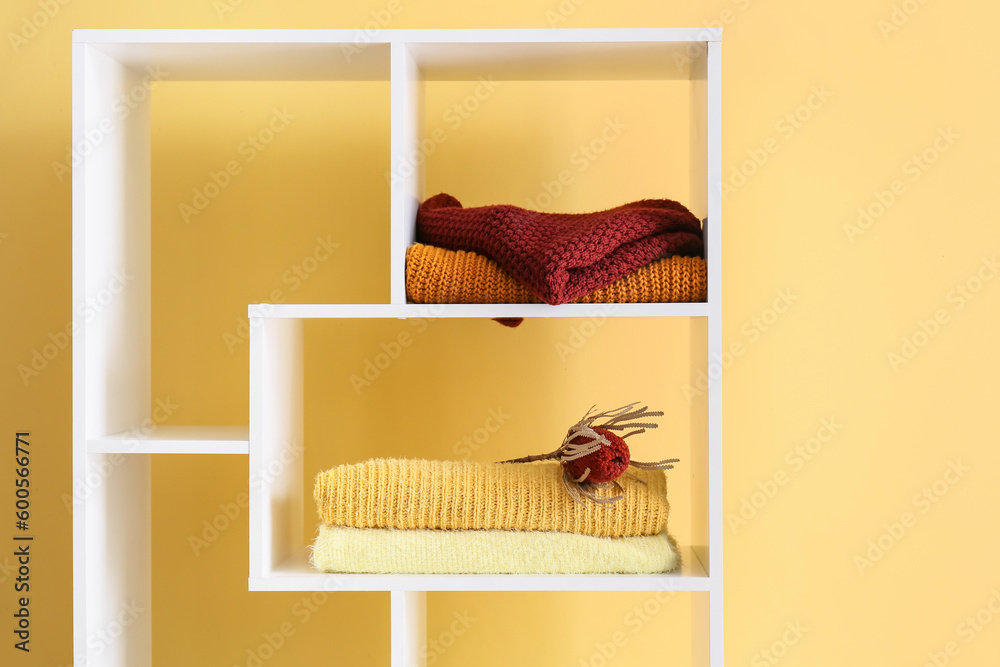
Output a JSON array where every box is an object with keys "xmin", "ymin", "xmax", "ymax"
[
  {"xmin": 313, "ymin": 458, "xmax": 669, "ymax": 538},
  {"xmin": 310, "ymin": 525, "xmax": 680, "ymax": 574}
]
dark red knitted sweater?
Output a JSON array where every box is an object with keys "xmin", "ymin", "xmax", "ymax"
[{"xmin": 415, "ymin": 193, "xmax": 704, "ymax": 305}]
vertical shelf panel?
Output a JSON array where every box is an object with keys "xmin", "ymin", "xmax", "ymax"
[
  {"xmin": 79, "ymin": 44, "xmax": 152, "ymax": 439},
  {"xmin": 690, "ymin": 316, "xmax": 710, "ymax": 569},
  {"xmin": 689, "ymin": 37, "xmax": 713, "ymax": 591},
  {"xmin": 83, "ymin": 454, "xmax": 152, "ymax": 667},
  {"xmin": 390, "ymin": 42, "xmax": 422, "ymax": 305},
  {"xmin": 74, "ymin": 42, "xmax": 154, "ymax": 667},
  {"xmin": 692, "ymin": 591, "xmax": 711, "ymax": 667},
  {"xmin": 690, "ymin": 41, "xmax": 708, "ymax": 223},
  {"xmin": 706, "ymin": 39, "xmax": 724, "ymax": 667},
  {"xmin": 391, "ymin": 591, "xmax": 427, "ymax": 667},
  {"xmin": 249, "ymin": 316, "xmax": 304, "ymax": 579}
]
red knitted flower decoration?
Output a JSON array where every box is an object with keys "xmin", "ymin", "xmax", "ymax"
[
  {"xmin": 501, "ymin": 403, "xmax": 679, "ymax": 505},
  {"xmin": 564, "ymin": 428, "xmax": 631, "ymax": 484}
]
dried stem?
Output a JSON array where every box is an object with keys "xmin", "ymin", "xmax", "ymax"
[
  {"xmin": 498, "ymin": 451, "xmax": 562, "ymax": 464},
  {"xmin": 630, "ymin": 458, "xmax": 680, "ymax": 470}
]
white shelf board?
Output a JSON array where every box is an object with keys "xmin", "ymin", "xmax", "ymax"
[
  {"xmin": 72, "ymin": 28, "xmax": 719, "ymax": 82},
  {"xmin": 87, "ymin": 425, "xmax": 249, "ymax": 454},
  {"xmin": 83, "ymin": 40, "xmax": 388, "ymax": 82},
  {"xmin": 73, "ymin": 28, "xmax": 721, "ymax": 45},
  {"xmin": 250, "ymin": 545, "xmax": 709, "ymax": 592},
  {"xmin": 248, "ymin": 302, "xmax": 708, "ymax": 319},
  {"xmin": 408, "ymin": 41, "xmax": 706, "ymax": 81}
]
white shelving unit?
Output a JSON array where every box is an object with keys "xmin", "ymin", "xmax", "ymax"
[{"xmin": 73, "ymin": 28, "xmax": 721, "ymax": 667}]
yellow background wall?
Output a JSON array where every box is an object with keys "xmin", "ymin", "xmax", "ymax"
[{"xmin": 2, "ymin": 1, "xmax": 999, "ymax": 666}]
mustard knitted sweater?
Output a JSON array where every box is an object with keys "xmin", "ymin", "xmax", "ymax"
[
  {"xmin": 313, "ymin": 458, "xmax": 669, "ymax": 538},
  {"xmin": 405, "ymin": 243, "xmax": 707, "ymax": 304}
]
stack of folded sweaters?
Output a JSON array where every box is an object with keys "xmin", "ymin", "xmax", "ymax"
[
  {"xmin": 310, "ymin": 458, "xmax": 679, "ymax": 574},
  {"xmin": 408, "ymin": 193, "xmax": 707, "ymax": 306}
]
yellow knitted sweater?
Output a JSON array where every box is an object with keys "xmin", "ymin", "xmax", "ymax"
[
  {"xmin": 405, "ymin": 243, "xmax": 707, "ymax": 304},
  {"xmin": 310, "ymin": 525, "xmax": 680, "ymax": 574},
  {"xmin": 313, "ymin": 458, "xmax": 669, "ymax": 538}
]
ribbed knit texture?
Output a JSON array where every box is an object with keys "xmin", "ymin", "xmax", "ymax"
[
  {"xmin": 310, "ymin": 525, "xmax": 679, "ymax": 574},
  {"xmin": 406, "ymin": 243, "xmax": 707, "ymax": 304},
  {"xmin": 415, "ymin": 193, "xmax": 704, "ymax": 305},
  {"xmin": 313, "ymin": 458, "xmax": 669, "ymax": 537}
]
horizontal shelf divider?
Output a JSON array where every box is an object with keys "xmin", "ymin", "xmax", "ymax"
[
  {"xmin": 74, "ymin": 28, "xmax": 719, "ymax": 82},
  {"xmin": 74, "ymin": 28, "xmax": 721, "ymax": 45},
  {"xmin": 87, "ymin": 425, "xmax": 249, "ymax": 455},
  {"xmin": 248, "ymin": 302, "xmax": 709, "ymax": 319},
  {"xmin": 249, "ymin": 546, "xmax": 709, "ymax": 592}
]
